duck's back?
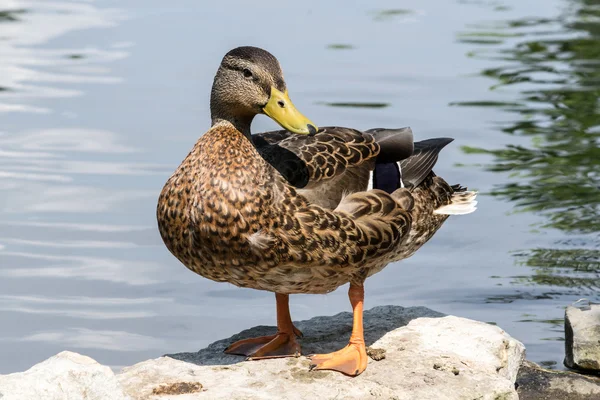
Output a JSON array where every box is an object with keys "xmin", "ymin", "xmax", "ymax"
[{"xmin": 254, "ymin": 127, "xmax": 477, "ymax": 278}]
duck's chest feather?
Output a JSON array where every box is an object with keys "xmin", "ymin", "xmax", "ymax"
[{"xmin": 157, "ymin": 125, "xmax": 283, "ymax": 279}]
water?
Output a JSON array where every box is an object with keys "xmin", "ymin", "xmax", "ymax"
[{"xmin": 0, "ymin": 0, "xmax": 598, "ymax": 373}]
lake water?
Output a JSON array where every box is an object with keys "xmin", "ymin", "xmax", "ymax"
[{"xmin": 1, "ymin": 0, "xmax": 598, "ymax": 374}]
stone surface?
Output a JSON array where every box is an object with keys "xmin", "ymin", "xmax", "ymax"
[
  {"xmin": 565, "ymin": 304, "xmax": 600, "ymax": 371},
  {"xmin": 0, "ymin": 351, "xmax": 128, "ymax": 400},
  {"xmin": 517, "ymin": 360, "xmax": 600, "ymax": 400},
  {"xmin": 168, "ymin": 305, "xmax": 444, "ymax": 366},
  {"xmin": 139, "ymin": 305, "xmax": 524, "ymax": 400},
  {"xmin": 0, "ymin": 306, "xmax": 529, "ymax": 400}
]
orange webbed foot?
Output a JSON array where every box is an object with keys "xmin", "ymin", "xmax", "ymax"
[
  {"xmin": 309, "ymin": 342, "xmax": 368, "ymax": 376},
  {"xmin": 224, "ymin": 328, "xmax": 302, "ymax": 359}
]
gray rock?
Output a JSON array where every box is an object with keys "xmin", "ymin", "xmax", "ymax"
[
  {"xmin": 565, "ymin": 304, "xmax": 600, "ymax": 371},
  {"xmin": 517, "ymin": 360, "xmax": 600, "ymax": 400}
]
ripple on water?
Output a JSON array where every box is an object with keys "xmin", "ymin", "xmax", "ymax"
[
  {"xmin": 0, "ymin": 1, "xmax": 126, "ymax": 113},
  {"xmin": 453, "ymin": 2, "xmax": 600, "ymax": 298},
  {"xmin": 0, "ymin": 0, "xmax": 176, "ymax": 373}
]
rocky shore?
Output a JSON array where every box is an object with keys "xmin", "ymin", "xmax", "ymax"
[{"xmin": 1, "ymin": 305, "xmax": 598, "ymax": 399}]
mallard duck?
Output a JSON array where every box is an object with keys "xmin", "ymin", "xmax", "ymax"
[{"xmin": 157, "ymin": 46, "xmax": 477, "ymax": 376}]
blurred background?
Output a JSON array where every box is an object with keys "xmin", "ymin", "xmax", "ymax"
[{"xmin": 0, "ymin": 0, "xmax": 598, "ymax": 374}]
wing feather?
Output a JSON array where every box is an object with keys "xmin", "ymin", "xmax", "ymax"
[{"xmin": 253, "ymin": 127, "xmax": 379, "ymax": 189}]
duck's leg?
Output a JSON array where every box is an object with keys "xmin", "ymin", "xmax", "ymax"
[
  {"xmin": 224, "ymin": 293, "xmax": 302, "ymax": 359},
  {"xmin": 309, "ymin": 283, "xmax": 368, "ymax": 376}
]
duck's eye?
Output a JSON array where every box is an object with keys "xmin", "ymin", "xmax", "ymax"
[{"xmin": 242, "ymin": 68, "xmax": 253, "ymax": 79}]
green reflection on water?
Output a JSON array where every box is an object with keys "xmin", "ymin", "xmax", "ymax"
[
  {"xmin": 513, "ymin": 247, "xmax": 600, "ymax": 291},
  {"xmin": 319, "ymin": 102, "xmax": 390, "ymax": 109},
  {"xmin": 371, "ymin": 9, "xmax": 413, "ymax": 21},
  {"xmin": 455, "ymin": 0, "xmax": 600, "ymax": 294},
  {"xmin": 0, "ymin": 9, "xmax": 27, "ymax": 22},
  {"xmin": 457, "ymin": 31, "xmax": 523, "ymax": 45},
  {"xmin": 326, "ymin": 44, "xmax": 356, "ymax": 50}
]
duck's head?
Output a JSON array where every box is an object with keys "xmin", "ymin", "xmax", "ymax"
[{"xmin": 210, "ymin": 46, "xmax": 318, "ymax": 135}]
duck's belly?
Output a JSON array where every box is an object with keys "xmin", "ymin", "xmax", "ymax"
[
  {"xmin": 158, "ymin": 200, "xmax": 360, "ymax": 294},
  {"xmin": 186, "ymin": 257, "xmax": 356, "ymax": 295},
  {"xmin": 172, "ymin": 208, "xmax": 450, "ymax": 295}
]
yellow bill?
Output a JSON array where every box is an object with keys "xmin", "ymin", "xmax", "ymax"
[{"xmin": 263, "ymin": 87, "xmax": 318, "ymax": 135}]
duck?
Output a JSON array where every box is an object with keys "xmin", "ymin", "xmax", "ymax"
[{"xmin": 157, "ymin": 46, "xmax": 477, "ymax": 376}]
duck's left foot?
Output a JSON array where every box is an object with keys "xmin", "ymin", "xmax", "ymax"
[
  {"xmin": 308, "ymin": 342, "xmax": 368, "ymax": 376},
  {"xmin": 224, "ymin": 329, "xmax": 302, "ymax": 359}
]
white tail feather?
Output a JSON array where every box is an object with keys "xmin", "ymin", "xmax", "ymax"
[
  {"xmin": 434, "ymin": 191, "xmax": 478, "ymax": 215},
  {"xmin": 367, "ymin": 170, "xmax": 374, "ymax": 190}
]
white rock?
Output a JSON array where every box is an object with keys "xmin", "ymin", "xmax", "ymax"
[
  {"xmin": 370, "ymin": 316, "xmax": 525, "ymax": 398},
  {"xmin": 118, "ymin": 306, "xmax": 525, "ymax": 400},
  {"xmin": 0, "ymin": 307, "xmax": 527, "ymax": 400},
  {"xmin": 565, "ymin": 304, "xmax": 600, "ymax": 371},
  {"xmin": 0, "ymin": 351, "xmax": 128, "ymax": 400}
]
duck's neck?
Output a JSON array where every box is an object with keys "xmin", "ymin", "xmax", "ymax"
[{"xmin": 210, "ymin": 115, "xmax": 254, "ymax": 138}]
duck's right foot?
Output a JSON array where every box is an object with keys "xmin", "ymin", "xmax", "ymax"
[{"xmin": 224, "ymin": 327, "xmax": 302, "ymax": 359}]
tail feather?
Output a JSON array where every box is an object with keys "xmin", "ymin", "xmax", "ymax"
[
  {"xmin": 400, "ymin": 138, "xmax": 454, "ymax": 189},
  {"xmin": 434, "ymin": 190, "xmax": 478, "ymax": 215}
]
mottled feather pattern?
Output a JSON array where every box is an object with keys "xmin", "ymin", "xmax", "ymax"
[
  {"xmin": 254, "ymin": 127, "xmax": 379, "ymax": 187},
  {"xmin": 157, "ymin": 120, "xmax": 473, "ymax": 295},
  {"xmin": 255, "ymin": 127, "xmax": 379, "ymax": 209},
  {"xmin": 388, "ymin": 175, "xmax": 454, "ymax": 262},
  {"xmin": 158, "ymin": 123, "xmax": 419, "ymax": 294}
]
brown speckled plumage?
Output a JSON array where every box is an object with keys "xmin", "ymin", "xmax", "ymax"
[
  {"xmin": 160, "ymin": 122, "xmax": 405, "ymax": 293},
  {"xmin": 157, "ymin": 118, "xmax": 465, "ymax": 294},
  {"xmin": 156, "ymin": 47, "xmax": 475, "ymax": 297},
  {"xmin": 156, "ymin": 46, "xmax": 477, "ymax": 374}
]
